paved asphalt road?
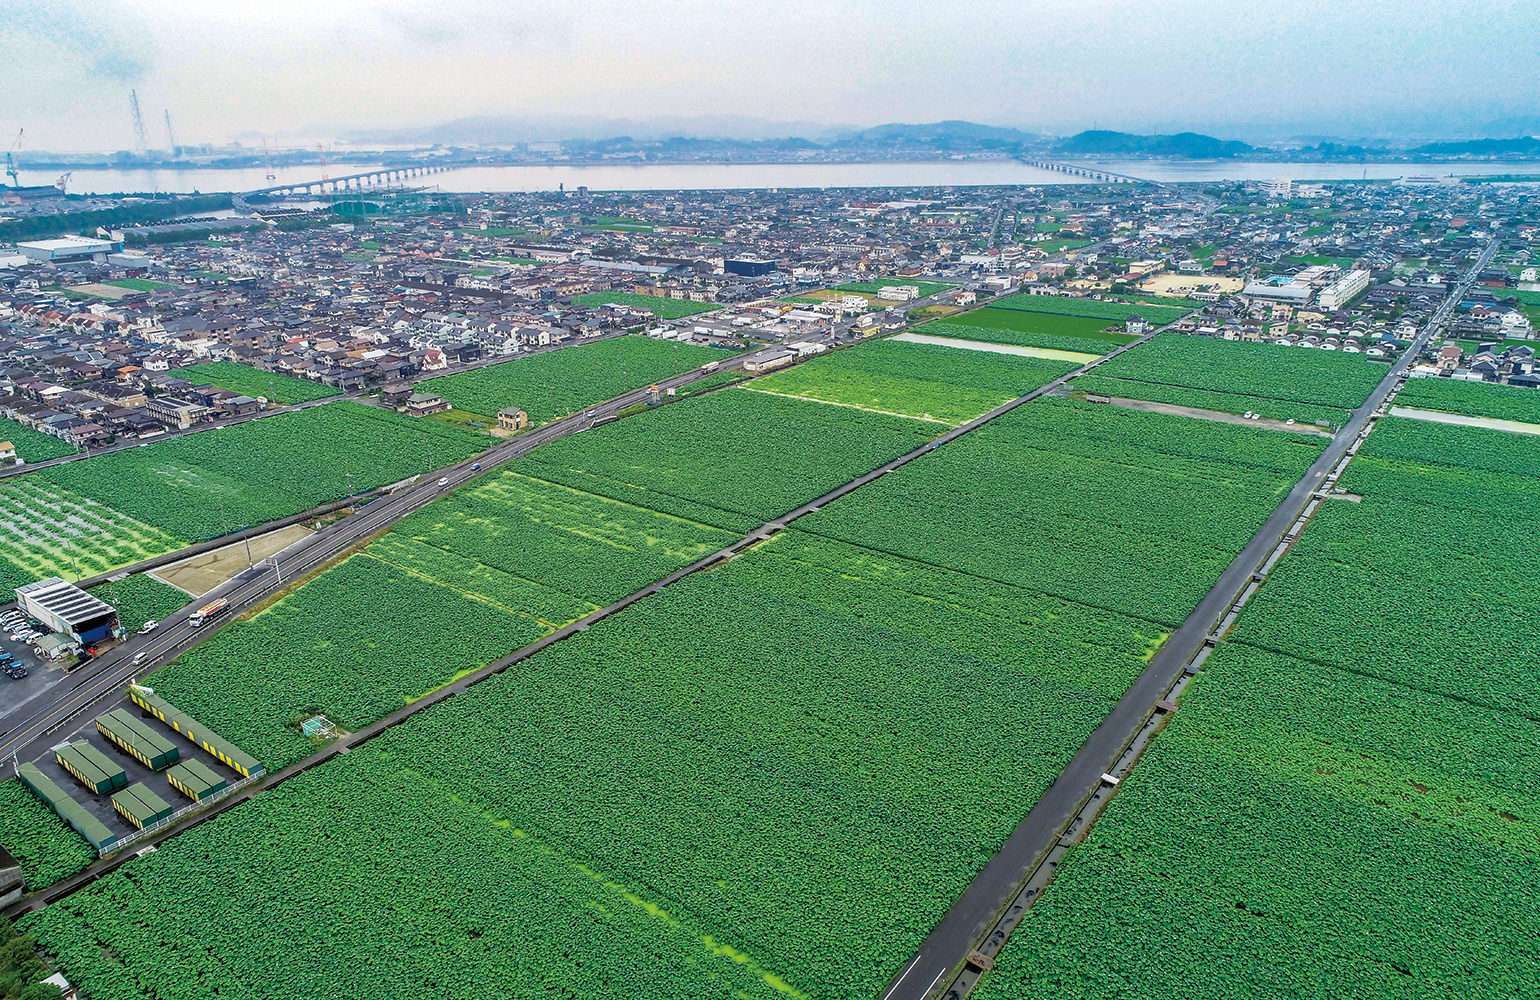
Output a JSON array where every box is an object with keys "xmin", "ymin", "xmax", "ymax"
[
  {"xmin": 0, "ymin": 346, "xmax": 796, "ymax": 768},
  {"xmin": 882, "ymin": 237, "xmax": 1499, "ymax": 1000}
]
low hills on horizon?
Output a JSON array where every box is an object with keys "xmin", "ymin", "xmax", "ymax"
[{"xmin": 342, "ymin": 116, "xmax": 1540, "ymax": 160}]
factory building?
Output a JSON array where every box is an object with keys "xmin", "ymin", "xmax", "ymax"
[
  {"xmin": 16, "ymin": 235, "xmax": 123, "ymax": 263},
  {"xmin": 15, "ymin": 577, "xmax": 118, "ymax": 645}
]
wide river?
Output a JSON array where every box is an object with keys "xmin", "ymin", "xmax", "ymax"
[{"xmin": 52, "ymin": 158, "xmax": 1540, "ymax": 196}]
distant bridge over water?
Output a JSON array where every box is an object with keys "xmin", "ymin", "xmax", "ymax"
[
  {"xmin": 233, "ymin": 164, "xmax": 459, "ymax": 212},
  {"xmin": 1018, "ymin": 159, "xmax": 1152, "ymax": 184}
]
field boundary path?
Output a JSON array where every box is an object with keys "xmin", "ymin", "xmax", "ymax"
[
  {"xmin": 2, "ymin": 311, "xmax": 1191, "ymax": 918},
  {"xmin": 885, "ymin": 236, "xmax": 1499, "ymax": 1000}
]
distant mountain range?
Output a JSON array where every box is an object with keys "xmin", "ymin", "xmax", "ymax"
[
  {"xmin": 1410, "ymin": 136, "xmax": 1540, "ymax": 156},
  {"xmin": 334, "ymin": 116, "xmax": 1540, "ymax": 162},
  {"xmin": 1054, "ymin": 130, "xmax": 1255, "ymax": 158}
]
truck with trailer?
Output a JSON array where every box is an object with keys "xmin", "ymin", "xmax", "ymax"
[{"xmin": 188, "ymin": 598, "xmax": 229, "ymax": 627}]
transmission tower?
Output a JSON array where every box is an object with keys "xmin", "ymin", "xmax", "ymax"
[
  {"xmin": 162, "ymin": 109, "xmax": 178, "ymax": 155},
  {"xmin": 129, "ymin": 90, "xmax": 149, "ymax": 155}
]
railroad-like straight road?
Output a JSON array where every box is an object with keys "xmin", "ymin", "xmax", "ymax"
[
  {"xmin": 882, "ymin": 237, "xmax": 1500, "ymax": 1000},
  {"xmin": 0, "ymin": 348, "xmax": 787, "ymax": 768}
]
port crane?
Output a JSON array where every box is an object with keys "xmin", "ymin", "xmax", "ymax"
[{"xmin": 5, "ymin": 129, "xmax": 22, "ymax": 187}]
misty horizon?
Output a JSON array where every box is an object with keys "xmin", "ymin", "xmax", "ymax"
[{"xmin": 3, "ymin": 0, "xmax": 1538, "ymax": 153}]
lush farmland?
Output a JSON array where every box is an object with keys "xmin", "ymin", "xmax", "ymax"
[
  {"xmin": 834, "ymin": 278, "xmax": 955, "ymax": 297},
  {"xmin": 749, "ymin": 339, "xmax": 1076, "ymax": 425},
  {"xmin": 0, "ymin": 779, "xmax": 95, "ymax": 890},
  {"xmin": 799, "ymin": 397, "xmax": 1325, "ymax": 626},
  {"xmin": 87, "ymin": 574, "xmax": 189, "ymax": 630},
  {"xmin": 1070, "ymin": 373, "xmax": 1353, "ymax": 427},
  {"xmin": 143, "ymin": 388, "xmax": 934, "ymax": 770},
  {"xmin": 518, "ymin": 387, "xmax": 938, "ymax": 532},
  {"xmin": 0, "ymin": 417, "xmax": 76, "ymax": 463},
  {"xmin": 570, "ymin": 291, "xmax": 721, "ymax": 319},
  {"xmin": 974, "ymin": 645, "xmax": 1540, "ymax": 1000},
  {"xmin": 1396, "ymin": 376, "xmax": 1540, "ymax": 424},
  {"xmin": 37, "ymin": 402, "xmax": 489, "ymax": 541},
  {"xmin": 149, "ymin": 552, "xmax": 546, "ymax": 770},
  {"xmin": 0, "ymin": 478, "xmax": 186, "ymax": 593},
  {"xmin": 928, "ymin": 306, "xmax": 1140, "ymax": 355},
  {"xmin": 1090, "ymin": 332, "xmax": 1385, "ymax": 408},
  {"xmin": 420, "ymin": 336, "xmax": 730, "ymax": 422},
  {"xmin": 29, "ymin": 530, "xmax": 1167, "ymax": 999},
  {"xmin": 974, "ymin": 412, "xmax": 1540, "ymax": 1000},
  {"xmin": 990, "ymin": 293, "xmax": 1193, "ymax": 326},
  {"xmin": 1223, "ymin": 417, "xmax": 1540, "ymax": 713},
  {"xmin": 178, "ymin": 362, "xmax": 341, "ymax": 405}
]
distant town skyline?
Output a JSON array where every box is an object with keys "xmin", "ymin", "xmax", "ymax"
[{"xmin": 3, "ymin": 0, "xmax": 1538, "ymax": 151}]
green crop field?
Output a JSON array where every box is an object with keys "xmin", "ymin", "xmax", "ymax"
[
  {"xmin": 975, "ymin": 411, "xmax": 1540, "ymax": 1000},
  {"xmin": 973, "ymin": 644, "xmax": 1540, "ymax": 1000},
  {"xmin": 0, "ymin": 478, "xmax": 186, "ymax": 593},
  {"xmin": 799, "ymin": 397, "xmax": 1325, "ymax": 627},
  {"xmin": 140, "ymin": 389, "xmax": 931, "ymax": 770},
  {"xmin": 517, "ymin": 387, "xmax": 938, "ymax": 533},
  {"xmin": 1090, "ymin": 332, "xmax": 1385, "ymax": 408},
  {"xmin": 570, "ymin": 291, "xmax": 720, "ymax": 319},
  {"xmin": 420, "ymin": 336, "xmax": 730, "ymax": 422},
  {"xmin": 1396, "ymin": 377, "xmax": 1540, "ymax": 424},
  {"xmin": 147, "ymin": 466, "xmax": 740, "ymax": 767},
  {"xmin": 1362, "ymin": 414, "xmax": 1540, "ymax": 478},
  {"xmin": 1221, "ymin": 417, "xmax": 1540, "ymax": 713},
  {"xmin": 834, "ymin": 278, "xmax": 955, "ymax": 297},
  {"xmin": 749, "ymin": 340, "xmax": 1075, "ymax": 425},
  {"xmin": 149, "ymin": 552, "xmax": 546, "ymax": 770},
  {"xmin": 929, "ymin": 307, "xmax": 1140, "ymax": 355},
  {"xmin": 37, "ymin": 403, "xmax": 489, "ymax": 542},
  {"xmin": 104, "ymin": 277, "xmax": 177, "ymax": 292},
  {"xmin": 1070, "ymin": 374, "xmax": 1353, "ymax": 427},
  {"xmin": 0, "ymin": 417, "xmax": 76, "ymax": 463},
  {"xmin": 0, "ymin": 778, "xmax": 95, "ymax": 890},
  {"xmin": 179, "ymin": 362, "xmax": 340, "ymax": 405},
  {"xmin": 87, "ymin": 574, "xmax": 189, "ymax": 631},
  {"xmin": 989, "ymin": 294, "xmax": 1193, "ymax": 326},
  {"xmin": 29, "ymin": 530, "xmax": 1168, "ymax": 999}
]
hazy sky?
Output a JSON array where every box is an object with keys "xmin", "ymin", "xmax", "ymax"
[{"xmin": 2, "ymin": 0, "xmax": 1536, "ymax": 151}]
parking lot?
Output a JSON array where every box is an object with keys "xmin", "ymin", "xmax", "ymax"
[{"xmin": 0, "ymin": 613, "xmax": 70, "ymax": 718}]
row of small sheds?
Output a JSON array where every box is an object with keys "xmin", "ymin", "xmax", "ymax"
[
  {"xmin": 111, "ymin": 782, "xmax": 174, "ymax": 830},
  {"xmin": 17, "ymin": 763, "xmax": 117, "ymax": 851},
  {"xmin": 129, "ymin": 688, "xmax": 260, "ymax": 779},
  {"xmin": 97, "ymin": 709, "xmax": 180, "ymax": 771},
  {"xmin": 166, "ymin": 759, "xmax": 228, "ymax": 802},
  {"xmin": 54, "ymin": 740, "xmax": 127, "ymax": 796}
]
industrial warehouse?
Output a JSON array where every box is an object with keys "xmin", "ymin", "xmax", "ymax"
[{"xmin": 15, "ymin": 577, "xmax": 118, "ymax": 647}]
